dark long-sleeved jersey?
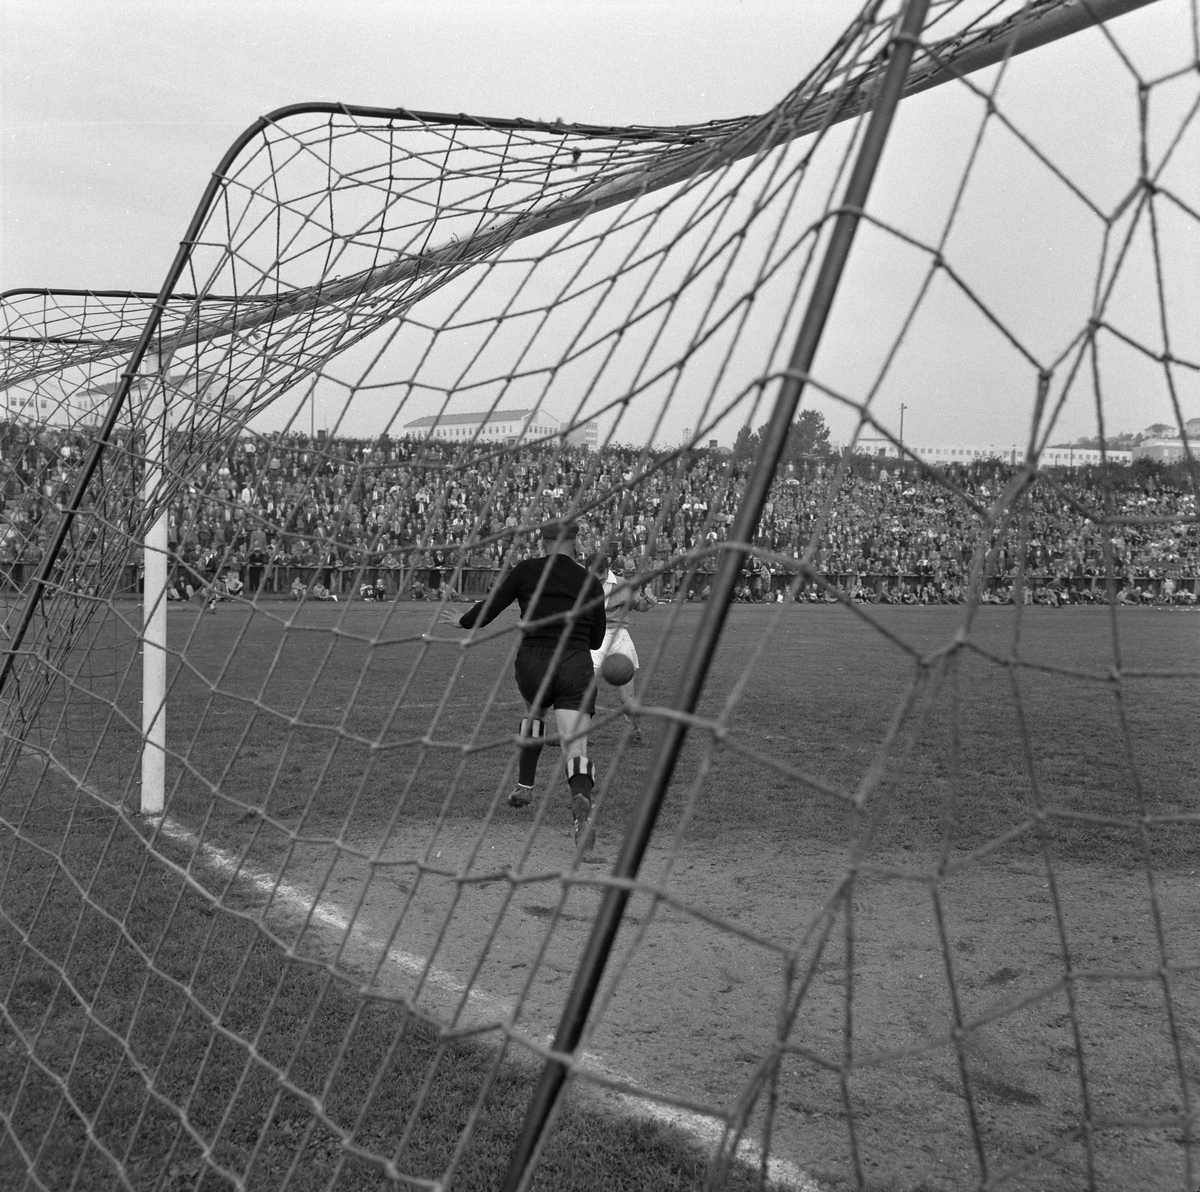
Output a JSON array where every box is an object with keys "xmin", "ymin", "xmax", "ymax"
[{"xmin": 458, "ymin": 555, "xmax": 606, "ymax": 651}]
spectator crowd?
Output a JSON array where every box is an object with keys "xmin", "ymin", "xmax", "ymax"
[{"xmin": 0, "ymin": 423, "xmax": 1196, "ymax": 607}]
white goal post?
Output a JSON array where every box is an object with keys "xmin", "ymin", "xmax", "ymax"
[{"xmin": 141, "ymin": 349, "xmax": 167, "ymax": 815}]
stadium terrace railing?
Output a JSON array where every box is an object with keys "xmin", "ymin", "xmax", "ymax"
[{"xmin": 0, "ymin": 563, "xmax": 1193, "ymax": 603}]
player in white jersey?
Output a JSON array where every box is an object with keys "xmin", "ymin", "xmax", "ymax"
[{"xmin": 590, "ymin": 554, "xmax": 646, "ymax": 743}]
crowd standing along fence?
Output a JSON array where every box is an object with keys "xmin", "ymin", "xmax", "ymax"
[{"xmin": 0, "ymin": 562, "xmax": 1196, "ymax": 603}]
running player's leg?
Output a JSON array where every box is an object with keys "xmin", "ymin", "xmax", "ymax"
[
  {"xmin": 511, "ymin": 647, "xmax": 553, "ymax": 808},
  {"xmin": 550, "ymin": 648, "xmax": 599, "ymax": 853},
  {"xmin": 511, "ymin": 701, "xmax": 545, "ymax": 807},
  {"xmin": 609, "ymin": 628, "xmax": 643, "ymax": 742},
  {"xmin": 555, "ymin": 707, "xmax": 591, "ymax": 767},
  {"xmin": 556, "ymin": 707, "xmax": 596, "ymax": 852},
  {"xmin": 593, "ymin": 628, "xmax": 640, "ymax": 740},
  {"xmin": 614, "ymin": 677, "xmax": 642, "ymax": 742}
]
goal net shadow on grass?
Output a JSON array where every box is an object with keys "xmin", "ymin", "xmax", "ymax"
[{"xmin": 2, "ymin": 1, "xmax": 1199, "ymax": 1189}]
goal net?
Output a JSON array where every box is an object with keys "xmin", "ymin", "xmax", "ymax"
[{"xmin": 2, "ymin": 1, "xmax": 1197, "ymax": 1188}]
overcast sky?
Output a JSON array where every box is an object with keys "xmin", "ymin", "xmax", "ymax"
[{"xmin": 2, "ymin": 0, "xmax": 1196, "ymax": 449}]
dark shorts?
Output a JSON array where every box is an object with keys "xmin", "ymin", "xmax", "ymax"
[{"xmin": 514, "ymin": 645, "xmax": 596, "ymax": 715}]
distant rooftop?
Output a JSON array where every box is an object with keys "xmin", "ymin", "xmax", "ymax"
[{"xmin": 403, "ymin": 409, "xmax": 540, "ymax": 429}]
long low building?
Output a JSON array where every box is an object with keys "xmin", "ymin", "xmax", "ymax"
[
  {"xmin": 851, "ymin": 438, "xmax": 1132, "ymax": 467},
  {"xmin": 403, "ymin": 407, "xmax": 598, "ymax": 450},
  {"xmin": 6, "ymin": 368, "xmax": 234, "ymax": 429}
]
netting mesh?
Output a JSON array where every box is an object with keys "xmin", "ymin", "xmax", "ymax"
[{"xmin": 2, "ymin": 0, "xmax": 1199, "ymax": 1189}]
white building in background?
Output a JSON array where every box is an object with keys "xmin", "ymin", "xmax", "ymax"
[
  {"xmin": 1037, "ymin": 445, "xmax": 1133, "ymax": 466},
  {"xmin": 2, "ymin": 375, "xmax": 117, "ymax": 426},
  {"xmin": 851, "ymin": 438, "xmax": 1132, "ymax": 467},
  {"xmin": 1132, "ymin": 419, "xmax": 1199, "ymax": 461},
  {"xmin": 2, "ymin": 388, "xmax": 59, "ymax": 423},
  {"xmin": 4, "ymin": 369, "xmax": 237, "ymax": 431},
  {"xmin": 53, "ymin": 376, "xmax": 156, "ymax": 429},
  {"xmin": 403, "ymin": 407, "xmax": 598, "ymax": 450},
  {"xmin": 1134, "ymin": 437, "xmax": 1191, "ymax": 462}
]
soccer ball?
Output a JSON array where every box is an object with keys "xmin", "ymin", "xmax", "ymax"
[{"xmin": 600, "ymin": 653, "xmax": 635, "ymax": 687}]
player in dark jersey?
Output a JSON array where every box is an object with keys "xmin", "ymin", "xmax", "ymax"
[{"xmin": 440, "ymin": 522, "xmax": 606, "ymax": 851}]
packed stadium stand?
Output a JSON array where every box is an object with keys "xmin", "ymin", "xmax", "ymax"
[{"xmin": 0, "ymin": 423, "xmax": 1195, "ymax": 607}]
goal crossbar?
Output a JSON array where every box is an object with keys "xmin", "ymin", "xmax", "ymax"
[{"xmin": 0, "ymin": 0, "xmax": 1159, "ymax": 393}]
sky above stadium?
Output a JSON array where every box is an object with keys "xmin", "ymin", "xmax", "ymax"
[{"xmin": 1, "ymin": 0, "xmax": 1196, "ymax": 451}]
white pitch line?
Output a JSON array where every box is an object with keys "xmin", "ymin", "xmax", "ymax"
[
  {"xmin": 154, "ymin": 816, "xmax": 510, "ymax": 1017},
  {"xmin": 155, "ymin": 815, "xmax": 821, "ymax": 1192}
]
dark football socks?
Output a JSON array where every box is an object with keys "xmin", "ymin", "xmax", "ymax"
[
  {"xmin": 517, "ymin": 717, "xmax": 545, "ymax": 787},
  {"xmin": 565, "ymin": 755, "xmax": 595, "ymax": 798}
]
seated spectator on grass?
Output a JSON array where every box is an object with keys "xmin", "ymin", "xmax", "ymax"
[{"xmin": 635, "ymin": 583, "xmax": 658, "ymax": 610}]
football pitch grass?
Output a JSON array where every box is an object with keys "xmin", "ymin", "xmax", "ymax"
[
  {"xmin": 2, "ymin": 600, "xmax": 1198, "ymax": 1190},
  {"xmin": 140, "ymin": 598, "xmax": 1198, "ymax": 872}
]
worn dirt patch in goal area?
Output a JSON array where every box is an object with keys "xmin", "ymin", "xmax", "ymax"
[{"xmin": 208, "ymin": 811, "xmax": 1200, "ymax": 1192}]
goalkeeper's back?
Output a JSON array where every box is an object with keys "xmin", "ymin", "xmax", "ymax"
[{"xmin": 458, "ymin": 554, "xmax": 605, "ymax": 652}]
